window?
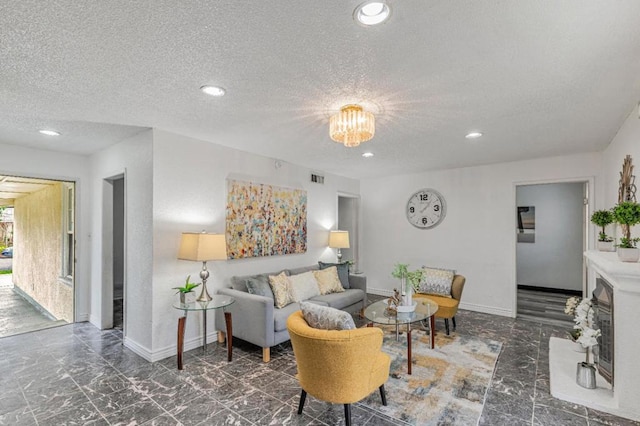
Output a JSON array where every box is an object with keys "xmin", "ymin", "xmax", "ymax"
[{"xmin": 61, "ymin": 183, "xmax": 75, "ymax": 282}]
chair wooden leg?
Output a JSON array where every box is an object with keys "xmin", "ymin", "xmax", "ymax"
[
  {"xmin": 452, "ymin": 316, "xmax": 457, "ymax": 331},
  {"xmin": 297, "ymin": 390, "xmax": 307, "ymax": 415},
  {"xmin": 444, "ymin": 318, "xmax": 450, "ymax": 336},
  {"xmin": 379, "ymin": 384, "xmax": 387, "ymax": 406},
  {"xmin": 262, "ymin": 347, "xmax": 270, "ymax": 363},
  {"xmin": 344, "ymin": 404, "xmax": 351, "ymax": 426}
]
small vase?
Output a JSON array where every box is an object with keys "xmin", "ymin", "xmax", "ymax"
[
  {"xmin": 576, "ymin": 362, "xmax": 597, "ymax": 389},
  {"xmin": 179, "ymin": 293, "xmax": 186, "ymax": 304},
  {"xmin": 597, "ymin": 241, "xmax": 615, "ymax": 252},
  {"xmin": 617, "ymin": 247, "xmax": 640, "ymax": 262}
]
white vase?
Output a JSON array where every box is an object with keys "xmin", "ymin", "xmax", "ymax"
[
  {"xmin": 617, "ymin": 247, "xmax": 640, "ymax": 262},
  {"xmin": 572, "ymin": 340, "xmax": 587, "ymax": 353},
  {"xmin": 597, "ymin": 241, "xmax": 615, "ymax": 252}
]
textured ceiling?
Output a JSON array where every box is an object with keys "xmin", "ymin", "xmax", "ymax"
[{"xmin": 1, "ymin": 1, "xmax": 640, "ymax": 179}]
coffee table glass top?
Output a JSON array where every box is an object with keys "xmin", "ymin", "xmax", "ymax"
[
  {"xmin": 364, "ymin": 298, "xmax": 438, "ymax": 325},
  {"xmin": 172, "ymin": 295, "xmax": 234, "ymax": 311}
]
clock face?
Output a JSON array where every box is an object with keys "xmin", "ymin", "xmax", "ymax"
[{"xmin": 406, "ymin": 189, "xmax": 446, "ymax": 229}]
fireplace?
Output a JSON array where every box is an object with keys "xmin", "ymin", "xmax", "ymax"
[{"xmin": 593, "ymin": 276, "xmax": 614, "ymax": 386}]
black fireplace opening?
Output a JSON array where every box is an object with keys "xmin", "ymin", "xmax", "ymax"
[{"xmin": 593, "ymin": 277, "xmax": 614, "ymax": 386}]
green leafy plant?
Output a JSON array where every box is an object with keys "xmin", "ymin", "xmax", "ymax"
[
  {"xmin": 406, "ymin": 269, "xmax": 424, "ymax": 291},
  {"xmin": 391, "ymin": 263, "xmax": 409, "ymax": 279},
  {"xmin": 172, "ymin": 275, "xmax": 200, "ymax": 294},
  {"xmin": 590, "ymin": 209, "xmax": 614, "ymax": 242},
  {"xmin": 612, "ymin": 201, "xmax": 640, "ymax": 248}
]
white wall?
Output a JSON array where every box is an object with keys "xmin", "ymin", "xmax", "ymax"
[
  {"xmin": 603, "ymin": 108, "xmax": 640, "ymax": 217},
  {"xmin": 0, "ymin": 143, "xmax": 91, "ymax": 321},
  {"xmin": 90, "ymin": 130, "xmax": 154, "ymax": 352},
  {"xmin": 516, "ymin": 182, "xmax": 585, "ymax": 291},
  {"xmin": 151, "ymin": 129, "xmax": 359, "ymax": 358},
  {"xmin": 360, "ymin": 153, "xmax": 602, "ymax": 317}
]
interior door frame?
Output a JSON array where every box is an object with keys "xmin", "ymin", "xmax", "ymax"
[
  {"xmin": 511, "ymin": 176, "xmax": 594, "ymax": 317},
  {"xmin": 336, "ymin": 192, "xmax": 361, "ymax": 271}
]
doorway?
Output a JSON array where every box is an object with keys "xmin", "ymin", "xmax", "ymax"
[
  {"xmin": 337, "ymin": 194, "xmax": 360, "ymax": 272},
  {"xmin": 101, "ymin": 174, "xmax": 125, "ymax": 331},
  {"xmin": 515, "ymin": 181, "xmax": 587, "ymax": 326}
]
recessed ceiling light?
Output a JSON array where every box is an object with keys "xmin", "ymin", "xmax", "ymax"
[
  {"xmin": 200, "ymin": 85, "xmax": 226, "ymax": 97},
  {"xmin": 362, "ymin": 152, "xmax": 374, "ymax": 158},
  {"xmin": 354, "ymin": 1, "xmax": 391, "ymax": 26},
  {"xmin": 465, "ymin": 132, "xmax": 483, "ymax": 139},
  {"xmin": 39, "ymin": 129, "xmax": 61, "ymax": 136}
]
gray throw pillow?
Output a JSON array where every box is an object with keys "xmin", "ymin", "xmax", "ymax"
[
  {"xmin": 245, "ymin": 275, "xmax": 274, "ymax": 299},
  {"xmin": 300, "ymin": 301, "xmax": 356, "ymax": 330},
  {"xmin": 318, "ymin": 261, "xmax": 350, "ymax": 289}
]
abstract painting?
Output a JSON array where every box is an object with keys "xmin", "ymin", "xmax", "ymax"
[
  {"xmin": 517, "ymin": 206, "xmax": 535, "ymax": 243},
  {"xmin": 226, "ymin": 179, "xmax": 307, "ymax": 258}
]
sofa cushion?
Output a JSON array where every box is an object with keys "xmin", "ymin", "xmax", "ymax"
[
  {"xmin": 312, "ymin": 267, "xmax": 345, "ymax": 295},
  {"xmin": 417, "ymin": 267, "xmax": 455, "ymax": 297},
  {"xmin": 318, "ymin": 261, "xmax": 350, "ymax": 288},
  {"xmin": 269, "ymin": 271, "xmax": 294, "ymax": 308},
  {"xmin": 274, "ymin": 302, "xmax": 301, "ymax": 332},
  {"xmin": 289, "ymin": 271, "xmax": 321, "ymax": 302},
  {"xmin": 231, "ymin": 270, "xmax": 288, "ymax": 292},
  {"xmin": 309, "ymin": 288, "xmax": 364, "ymax": 310},
  {"xmin": 287, "ymin": 265, "xmax": 319, "ymax": 276},
  {"xmin": 245, "ymin": 275, "xmax": 274, "ymax": 299},
  {"xmin": 300, "ymin": 301, "xmax": 356, "ymax": 331}
]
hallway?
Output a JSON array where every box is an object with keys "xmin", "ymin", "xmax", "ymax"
[{"xmin": 0, "ymin": 275, "xmax": 66, "ymax": 338}]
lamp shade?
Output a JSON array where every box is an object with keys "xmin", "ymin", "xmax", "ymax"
[
  {"xmin": 328, "ymin": 230, "xmax": 350, "ymax": 249},
  {"xmin": 178, "ymin": 233, "xmax": 227, "ymax": 261}
]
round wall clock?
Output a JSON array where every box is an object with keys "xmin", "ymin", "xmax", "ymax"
[{"xmin": 406, "ymin": 188, "xmax": 446, "ymax": 229}]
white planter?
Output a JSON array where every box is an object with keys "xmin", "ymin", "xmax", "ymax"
[
  {"xmin": 571, "ymin": 340, "xmax": 587, "ymax": 353},
  {"xmin": 617, "ymin": 247, "xmax": 640, "ymax": 262},
  {"xmin": 597, "ymin": 241, "xmax": 615, "ymax": 252}
]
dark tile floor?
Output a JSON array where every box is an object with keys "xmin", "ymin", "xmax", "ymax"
[{"xmin": 0, "ymin": 296, "xmax": 637, "ymax": 426}]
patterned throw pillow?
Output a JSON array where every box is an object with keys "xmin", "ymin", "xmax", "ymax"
[
  {"xmin": 289, "ymin": 271, "xmax": 321, "ymax": 302},
  {"xmin": 269, "ymin": 271, "xmax": 294, "ymax": 308},
  {"xmin": 300, "ymin": 301, "xmax": 356, "ymax": 330},
  {"xmin": 312, "ymin": 267, "xmax": 345, "ymax": 295},
  {"xmin": 245, "ymin": 275, "xmax": 274, "ymax": 299},
  {"xmin": 318, "ymin": 261, "xmax": 350, "ymax": 288},
  {"xmin": 418, "ymin": 267, "xmax": 455, "ymax": 298}
]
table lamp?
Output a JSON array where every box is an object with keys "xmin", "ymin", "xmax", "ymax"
[
  {"xmin": 178, "ymin": 232, "xmax": 227, "ymax": 302},
  {"xmin": 328, "ymin": 230, "xmax": 350, "ymax": 262}
]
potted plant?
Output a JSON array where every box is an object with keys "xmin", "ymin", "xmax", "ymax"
[
  {"xmin": 612, "ymin": 201, "xmax": 640, "ymax": 262},
  {"xmin": 590, "ymin": 209, "xmax": 615, "ymax": 252},
  {"xmin": 173, "ymin": 275, "xmax": 200, "ymax": 304}
]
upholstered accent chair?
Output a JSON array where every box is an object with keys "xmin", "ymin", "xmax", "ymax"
[
  {"xmin": 414, "ymin": 274, "xmax": 466, "ymax": 335},
  {"xmin": 286, "ymin": 311, "xmax": 390, "ymax": 426}
]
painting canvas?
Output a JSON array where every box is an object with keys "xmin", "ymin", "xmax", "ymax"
[
  {"xmin": 517, "ymin": 206, "xmax": 535, "ymax": 243},
  {"xmin": 226, "ymin": 180, "xmax": 307, "ymax": 258}
]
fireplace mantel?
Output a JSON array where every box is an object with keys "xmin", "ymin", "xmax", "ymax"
[
  {"xmin": 584, "ymin": 250, "xmax": 640, "ymax": 294},
  {"xmin": 551, "ymin": 250, "xmax": 640, "ymax": 421}
]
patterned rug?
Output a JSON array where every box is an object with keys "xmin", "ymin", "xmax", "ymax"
[{"xmin": 359, "ymin": 327, "xmax": 502, "ymax": 425}]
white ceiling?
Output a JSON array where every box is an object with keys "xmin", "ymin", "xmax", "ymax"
[{"xmin": 1, "ymin": 1, "xmax": 640, "ymax": 179}]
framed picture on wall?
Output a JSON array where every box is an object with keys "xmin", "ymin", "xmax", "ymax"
[{"xmin": 517, "ymin": 206, "xmax": 535, "ymax": 243}]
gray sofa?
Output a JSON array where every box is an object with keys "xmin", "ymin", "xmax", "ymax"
[{"xmin": 214, "ymin": 265, "xmax": 366, "ymax": 362}]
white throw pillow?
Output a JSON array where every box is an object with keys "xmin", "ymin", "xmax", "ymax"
[{"xmin": 289, "ymin": 271, "xmax": 321, "ymax": 302}]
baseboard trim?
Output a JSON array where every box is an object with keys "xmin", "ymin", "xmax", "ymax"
[
  {"xmin": 89, "ymin": 315, "xmax": 101, "ymax": 329},
  {"xmin": 518, "ymin": 284, "xmax": 581, "ymax": 296},
  {"xmin": 123, "ymin": 336, "xmax": 154, "ymax": 362},
  {"xmin": 151, "ymin": 331, "xmax": 221, "ymax": 362},
  {"xmin": 75, "ymin": 313, "xmax": 89, "ymax": 322},
  {"xmin": 368, "ymin": 287, "xmax": 394, "ymax": 297},
  {"xmin": 459, "ymin": 301, "xmax": 513, "ymax": 318}
]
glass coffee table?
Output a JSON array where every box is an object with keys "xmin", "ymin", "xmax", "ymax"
[{"xmin": 364, "ymin": 298, "xmax": 439, "ymax": 375}]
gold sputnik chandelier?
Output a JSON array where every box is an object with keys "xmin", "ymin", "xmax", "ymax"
[{"xmin": 329, "ymin": 104, "xmax": 375, "ymax": 147}]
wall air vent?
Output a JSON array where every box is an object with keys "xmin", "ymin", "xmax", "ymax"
[{"xmin": 310, "ymin": 173, "xmax": 325, "ymax": 184}]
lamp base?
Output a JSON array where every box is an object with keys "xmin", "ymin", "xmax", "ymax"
[{"xmin": 196, "ymin": 261, "xmax": 213, "ymax": 302}]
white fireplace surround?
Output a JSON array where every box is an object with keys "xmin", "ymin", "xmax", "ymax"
[{"xmin": 549, "ymin": 250, "xmax": 640, "ymax": 422}]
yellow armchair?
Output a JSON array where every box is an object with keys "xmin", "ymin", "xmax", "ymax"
[
  {"xmin": 287, "ymin": 310, "xmax": 391, "ymax": 426},
  {"xmin": 414, "ymin": 274, "xmax": 466, "ymax": 335}
]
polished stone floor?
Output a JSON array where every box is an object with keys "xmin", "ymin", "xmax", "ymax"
[{"xmin": 0, "ymin": 300, "xmax": 638, "ymax": 425}]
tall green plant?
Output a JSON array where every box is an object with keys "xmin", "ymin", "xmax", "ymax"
[
  {"xmin": 590, "ymin": 209, "xmax": 614, "ymax": 242},
  {"xmin": 612, "ymin": 201, "xmax": 640, "ymax": 248}
]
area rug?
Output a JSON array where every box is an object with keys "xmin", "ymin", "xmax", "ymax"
[{"xmin": 359, "ymin": 328, "xmax": 502, "ymax": 425}]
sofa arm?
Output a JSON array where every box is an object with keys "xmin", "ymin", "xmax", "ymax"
[
  {"xmin": 348, "ymin": 274, "xmax": 367, "ymax": 305},
  {"xmin": 214, "ymin": 288, "xmax": 276, "ymax": 348}
]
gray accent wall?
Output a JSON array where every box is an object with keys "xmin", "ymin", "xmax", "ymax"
[{"xmin": 516, "ymin": 182, "xmax": 585, "ymax": 291}]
